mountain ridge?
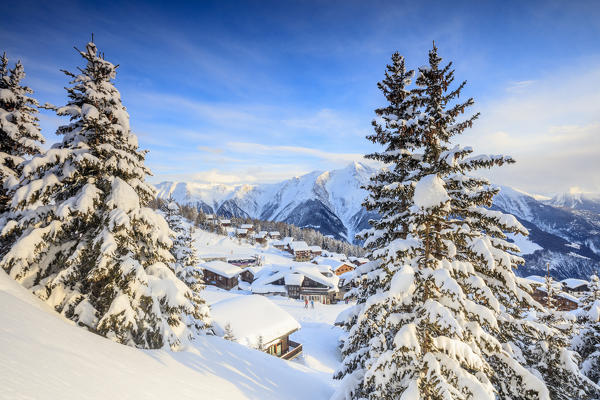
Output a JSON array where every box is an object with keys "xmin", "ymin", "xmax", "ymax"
[{"xmin": 155, "ymin": 163, "xmax": 600, "ymax": 279}]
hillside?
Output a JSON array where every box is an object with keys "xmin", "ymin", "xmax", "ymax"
[
  {"xmin": 157, "ymin": 163, "xmax": 600, "ymax": 280},
  {"xmin": 0, "ymin": 269, "xmax": 333, "ymax": 400}
]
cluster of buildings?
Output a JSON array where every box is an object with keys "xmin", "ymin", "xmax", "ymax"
[
  {"xmin": 201, "ymin": 257, "xmax": 368, "ymax": 304},
  {"xmin": 198, "ymin": 233, "xmax": 369, "ymax": 305},
  {"xmin": 524, "ymin": 276, "xmax": 591, "ymax": 311},
  {"xmin": 199, "ymin": 220, "xmax": 599, "ymax": 362}
]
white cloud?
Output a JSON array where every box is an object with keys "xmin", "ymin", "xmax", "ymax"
[
  {"xmin": 226, "ymin": 141, "xmax": 366, "ymax": 164},
  {"xmin": 462, "ymin": 64, "xmax": 600, "ymax": 194}
]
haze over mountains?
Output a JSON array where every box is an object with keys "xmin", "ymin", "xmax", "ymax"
[{"xmin": 155, "ymin": 162, "xmax": 600, "ymax": 280}]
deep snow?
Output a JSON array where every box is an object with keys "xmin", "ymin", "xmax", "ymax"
[{"xmin": 0, "ymin": 269, "xmax": 335, "ymax": 400}]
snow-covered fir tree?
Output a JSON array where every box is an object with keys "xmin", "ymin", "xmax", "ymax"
[
  {"xmin": 573, "ymin": 274, "xmax": 600, "ymax": 384},
  {"xmin": 0, "ymin": 42, "xmax": 208, "ymax": 349},
  {"xmin": 333, "ymin": 44, "xmax": 597, "ymax": 400},
  {"xmin": 223, "ymin": 322, "xmax": 236, "ymax": 342},
  {"xmin": 0, "ymin": 53, "xmax": 44, "ymax": 218},
  {"xmin": 163, "ymin": 199, "xmax": 209, "ymax": 331}
]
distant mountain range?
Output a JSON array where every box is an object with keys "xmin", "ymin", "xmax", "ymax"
[{"xmin": 155, "ymin": 163, "xmax": 600, "ymax": 280}]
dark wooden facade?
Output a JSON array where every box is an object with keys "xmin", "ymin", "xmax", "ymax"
[
  {"xmin": 203, "ymin": 269, "xmax": 239, "ymax": 290},
  {"xmin": 532, "ymin": 288, "xmax": 579, "ymax": 311},
  {"xmin": 293, "ymin": 250, "xmax": 312, "ymax": 262},
  {"xmin": 265, "ymin": 331, "xmax": 302, "ymax": 360},
  {"xmin": 284, "ymin": 276, "xmax": 336, "ymax": 303},
  {"xmin": 333, "ymin": 263, "xmax": 355, "ymax": 276}
]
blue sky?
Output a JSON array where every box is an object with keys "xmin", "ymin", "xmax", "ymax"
[{"xmin": 2, "ymin": 0, "xmax": 600, "ymax": 194}]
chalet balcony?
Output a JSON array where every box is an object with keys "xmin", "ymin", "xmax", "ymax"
[{"xmin": 281, "ymin": 340, "xmax": 303, "ymax": 360}]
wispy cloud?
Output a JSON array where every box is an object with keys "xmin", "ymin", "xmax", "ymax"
[
  {"xmin": 464, "ymin": 64, "xmax": 600, "ymax": 194},
  {"xmin": 505, "ymin": 80, "xmax": 536, "ymax": 92},
  {"xmin": 226, "ymin": 142, "xmax": 365, "ymax": 164}
]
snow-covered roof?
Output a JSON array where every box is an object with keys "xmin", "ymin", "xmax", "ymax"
[
  {"xmin": 288, "ymin": 264, "xmax": 339, "ymax": 289},
  {"xmin": 236, "ymin": 228, "xmax": 248, "ymax": 234},
  {"xmin": 201, "ymin": 261, "xmax": 242, "ymax": 278},
  {"xmin": 309, "ymin": 246, "xmax": 322, "ymax": 252},
  {"xmin": 320, "ymin": 251, "xmax": 348, "ymax": 261},
  {"xmin": 242, "ymin": 266, "xmax": 264, "ymax": 276},
  {"xmin": 533, "ymin": 286, "xmax": 580, "ymax": 303},
  {"xmin": 561, "ymin": 278, "xmax": 589, "ymax": 289},
  {"xmin": 558, "ymin": 292, "xmax": 580, "ymax": 303},
  {"xmin": 524, "ymin": 275, "xmax": 563, "ymax": 289},
  {"xmin": 249, "ymin": 264, "xmax": 339, "ymax": 294},
  {"xmin": 284, "ymin": 273, "xmax": 304, "ymax": 286},
  {"xmin": 240, "ymin": 224, "xmax": 253, "ymax": 229},
  {"xmin": 290, "ymin": 241, "xmax": 309, "ymax": 251},
  {"xmin": 210, "ymin": 295, "xmax": 300, "ymax": 347},
  {"xmin": 313, "ymin": 257, "xmax": 354, "ymax": 271},
  {"xmin": 269, "ymin": 231, "xmax": 280, "ymax": 235},
  {"xmin": 253, "ymin": 232, "xmax": 267, "ymax": 239},
  {"xmin": 316, "ymin": 264, "xmax": 332, "ymax": 273}
]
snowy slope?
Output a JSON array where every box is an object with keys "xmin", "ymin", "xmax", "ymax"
[
  {"xmin": 0, "ymin": 270, "xmax": 332, "ymax": 400},
  {"xmin": 492, "ymin": 186, "xmax": 600, "ymax": 279},
  {"xmin": 199, "ymin": 286, "xmax": 352, "ymax": 389}
]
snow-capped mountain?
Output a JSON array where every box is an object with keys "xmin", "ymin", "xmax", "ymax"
[
  {"xmin": 547, "ymin": 191, "xmax": 600, "ymax": 214},
  {"xmin": 155, "ymin": 162, "xmax": 378, "ymax": 242},
  {"xmin": 492, "ymin": 187, "xmax": 600, "ymax": 279},
  {"xmin": 155, "ymin": 163, "xmax": 600, "ymax": 279}
]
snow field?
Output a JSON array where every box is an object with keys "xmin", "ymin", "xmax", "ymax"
[{"xmin": 0, "ymin": 270, "xmax": 334, "ymax": 400}]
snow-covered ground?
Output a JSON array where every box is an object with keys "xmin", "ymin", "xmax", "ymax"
[
  {"xmin": 201, "ymin": 286, "xmax": 352, "ymax": 388},
  {"xmin": 1, "ymin": 226, "xmax": 353, "ymax": 399},
  {"xmin": 0, "ymin": 270, "xmax": 334, "ymax": 400},
  {"xmin": 194, "ymin": 228, "xmax": 294, "ymax": 265},
  {"xmin": 194, "ymin": 227, "xmax": 353, "ymax": 386}
]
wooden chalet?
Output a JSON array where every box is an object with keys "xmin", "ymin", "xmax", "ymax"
[
  {"xmin": 272, "ymin": 240, "xmax": 286, "ymax": 250},
  {"xmin": 561, "ymin": 278, "xmax": 589, "ymax": 294},
  {"xmin": 240, "ymin": 224, "xmax": 254, "ymax": 233},
  {"xmin": 313, "ymin": 257, "xmax": 355, "ymax": 276},
  {"xmin": 211, "ymin": 295, "xmax": 302, "ymax": 360},
  {"xmin": 268, "ymin": 231, "xmax": 281, "ymax": 240},
  {"xmin": 236, "ymin": 228, "xmax": 248, "ymax": 238},
  {"xmin": 240, "ymin": 266, "xmax": 263, "ymax": 284},
  {"xmin": 219, "ymin": 219, "xmax": 231, "ymax": 227},
  {"xmin": 281, "ymin": 237, "xmax": 294, "ymax": 252},
  {"xmin": 290, "ymin": 241, "xmax": 312, "ymax": 262},
  {"xmin": 201, "ymin": 261, "xmax": 242, "ymax": 290},
  {"xmin": 251, "ymin": 264, "xmax": 340, "ymax": 304},
  {"xmin": 227, "ymin": 255, "xmax": 259, "ymax": 268},
  {"xmin": 309, "ymin": 246, "xmax": 322, "ymax": 257},
  {"xmin": 253, "ymin": 231, "xmax": 268, "ymax": 245},
  {"xmin": 531, "ymin": 287, "xmax": 579, "ymax": 311}
]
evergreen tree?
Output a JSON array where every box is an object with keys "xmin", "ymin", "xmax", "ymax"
[
  {"xmin": 0, "ymin": 42, "xmax": 207, "ymax": 349},
  {"xmin": 573, "ymin": 274, "xmax": 600, "ymax": 384},
  {"xmin": 223, "ymin": 322, "xmax": 236, "ymax": 342},
  {"xmin": 163, "ymin": 200, "xmax": 209, "ymax": 331},
  {"xmin": 0, "ymin": 53, "xmax": 44, "ymax": 217},
  {"xmin": 333, "ymin": 45, "xmax": 597, "ymax": 400}
]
